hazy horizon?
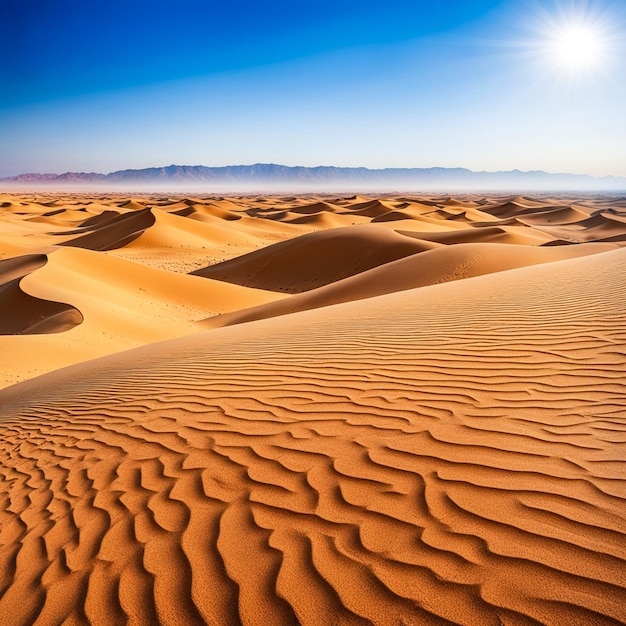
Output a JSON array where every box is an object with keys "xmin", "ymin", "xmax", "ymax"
[
  {"xmin": 3, "ymin": 0, "xmax": 626, "ymax": 180},
  {"xmin": 5, "ymin": 161, "xmax": 626, "ymax": 178},
  {"xmin": 3, "ymin": 162, "xmax": 626, "ymax": 194}
]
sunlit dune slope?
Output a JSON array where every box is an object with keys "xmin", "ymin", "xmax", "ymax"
[
  {"xmin": 192, "ymin": 225, "xmax": 441, "ymax": 293},
  {"xmin": 0, "ymin": 246, "xmax": 283, "ymax": 387},
  {"xmin": 202, "ymin": 241, "xmax": 617, "ymax": 329},
  {"xmin": 0, "ymin": 248, "xmax": 625, "ymax": 625}
]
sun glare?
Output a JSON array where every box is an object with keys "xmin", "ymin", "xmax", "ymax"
[
  {"xmin": 551, "ymin": 24, "xmax": 604, "ymax": 69},
  {"xmin": 521, "ymin": 2, "xmax": 619, "ymax": 81}
]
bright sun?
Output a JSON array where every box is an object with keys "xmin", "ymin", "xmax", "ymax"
[{"xmin": 552, "ymin": 24, "xmax": 604, "ymax": 69}]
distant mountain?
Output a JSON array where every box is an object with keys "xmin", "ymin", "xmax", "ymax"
[
  {"xmin": 4, "ymin": 172, "xmax": 106, "ymax": 183},
  {"xmin": 2, "ymin": 164, "xmax": 625, "ymax": 191},
  {"xmin": 54, "ymin": 172, "xmax": 107, "ymax": 182},
  {"xmin": 4, "ymin": 173, "xmax": 61, "ymax": 182}
]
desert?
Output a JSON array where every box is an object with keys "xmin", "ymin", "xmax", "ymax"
[{"xmin": 0, "ymin": 191, "xmax": 625, "ymax": 624}]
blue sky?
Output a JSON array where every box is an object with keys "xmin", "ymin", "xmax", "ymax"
[{"xmin": 2, "ymin": 0, "xmax": 625, "ymax": 177}]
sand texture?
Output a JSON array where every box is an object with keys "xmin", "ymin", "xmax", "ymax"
[{"xmin": 1, "ymin": 192, "xmax": 625, "ymax": 625}]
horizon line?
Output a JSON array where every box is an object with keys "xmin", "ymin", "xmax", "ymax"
[{"xmin": 3, "ymin": 162, "xmax": 626, "ymax": 180}]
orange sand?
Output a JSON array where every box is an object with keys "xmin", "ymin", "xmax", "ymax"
[{"xmin": 0, "ymin": 192, "xmax": 625, "ymax": 624}]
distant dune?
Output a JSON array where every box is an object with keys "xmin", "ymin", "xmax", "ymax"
[{"xmin": 0, "ymin": 191, "xmax": 625, "ymax": 624}]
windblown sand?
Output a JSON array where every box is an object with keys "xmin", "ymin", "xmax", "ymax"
[{"xmin": 1, "ymin": 192, "xmax": 625, "ymax": 624}]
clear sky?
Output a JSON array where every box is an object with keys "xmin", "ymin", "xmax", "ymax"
[{"xmin": 2, "ymin": 0, "xmax": 625, "ymax": 177}]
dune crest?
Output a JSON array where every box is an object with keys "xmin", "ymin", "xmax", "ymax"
[
  {"xmin": 0, "ymin": 254, "xmax": 83, "ymax": 335},
  {"xmin": 201, "ymin": 240, "xmax": 617, "ymax": 329},
  {"xmin": 192, "ymin": 225, "xmax": 441, "ymax": 293}
]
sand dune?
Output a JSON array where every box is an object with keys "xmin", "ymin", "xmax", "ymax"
[
  {"xmin": 0, "ymin": 254, "xmax": 83, "ymax": 335},
  {"xmin": 185, "ymin": 203, "xmax": 242, "ymax": 221},
  {"xmin": 123, "ymin": 208, "xmax": 256, "ymax": 250},
  {"xmin": 532, "ymin": 213, "xmax": 626, "ymax": 243},
  {"xmin": 60, "ymin": 207, "xmax": 156, "ymax": 250},
  {"xmin": 202, "ymin": 241, "xmax": 618, "ymax": 329},
  {"xmin": 286, "ymin": 200, "xmax": 341, "ymax": 215},
  {"xmin": 0, "ymin": 253, "xmax": 48, "ymax": 284},
  {"xmin": 0, "ymin": 191, "xmax": 625, "ymax": 625},
  {"xmin": 1, "ymin": 246, "xmax": 625, "ymax": 625},
  {"xmin": 372, "ymin": 210, "xmax": 474, "ymax": 229},
  {"xmin": 0, "ymin": 277, "xmax": 83, "ymax": 335},
  {"xmin": 336, "ymin": 198, "xmax": 401, "ymax": 218},
  {"xmin": 516, "ymin": 206, "xmax": 590, "ymax": 225},
  {"xmin": 397, "ymin": 224, "xmax": 554, "ymax": 245},
  {"xmin": 192, "ymin": 225, "xmax": 441, "ymax": 293},
  {"xmin": 119, "ymin": 198, "xmax": 147, "ymax": 211},
  {"xmin": 481, "ymin": 200, "xmax": 543, "ymax": 218},
  {"xmin": 0, "ymin": 245, "xmax": 283, "ymax": 387},
  {"xmin": 285, "ymin": 211, "xmax": 360, "ymax": 228}
]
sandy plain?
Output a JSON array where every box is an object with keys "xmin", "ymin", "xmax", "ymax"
[{"xmin": 0, "ymin": 191, "xmax": 625, "ymax": 625}]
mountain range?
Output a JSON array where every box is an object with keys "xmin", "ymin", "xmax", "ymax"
[{"xmin": 2, "ymin": 164, "xmax": 625, "ymax": 191}]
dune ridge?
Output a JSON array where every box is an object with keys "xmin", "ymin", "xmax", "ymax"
[
  {"xmin": 192, "ymin": 225, "xmax": 441, "ymax": 293},
  {"xmin": 0, "ymin": 254, "xmax": 84, "ymax": 335},
  {"xmin": 201, "ymin": 241, "xmax": 617, "ymax": 329}
]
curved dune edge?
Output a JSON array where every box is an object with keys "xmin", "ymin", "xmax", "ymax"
[
  {"xmin": 1, "ymin": 248, "xmax": 625, "ymax": 625},
  {"xmin": 0, "ymin": 254, "xmax": 84, "ymax": 335},
  {"xmin": 201, "ymin": 241, "xmax": 617, "ymax": 329},
  {"xmin": 59, "ymin": 206, "xmax": 157, "ymax": 250},
  {"xmin": 0, "ymin": 254, "xmax": 48, "ymax": 283},
  {"xmin": 0, "ymin": 246, "xmax": 285, "ymax": 388},
  {"xmin": 191, "ymin": 225, "xmax": 441, "ymax": 293}
]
